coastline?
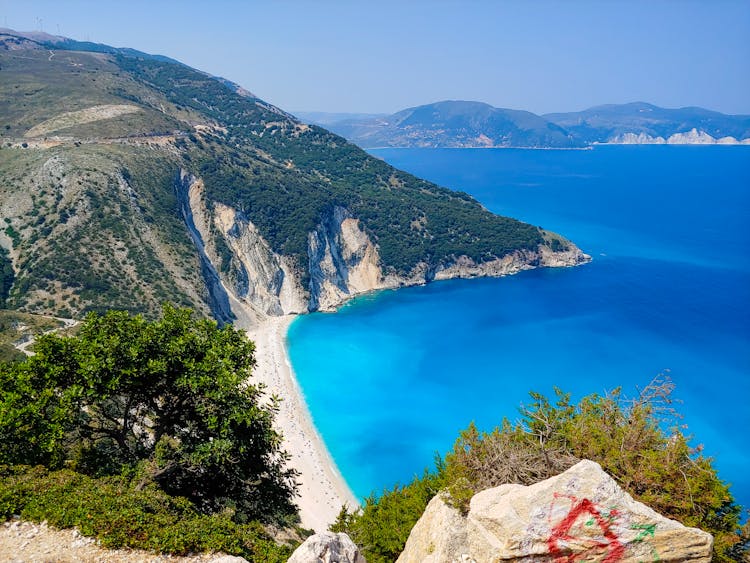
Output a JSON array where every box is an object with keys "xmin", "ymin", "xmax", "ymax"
[{"xmin": 245, "ymin": 315, "xmax": 359, "ymax": 532}]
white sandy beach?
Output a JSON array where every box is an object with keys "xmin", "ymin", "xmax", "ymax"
[{"xmin": 245, "ymin": 315, "xmax": 360, "ymax": 532}]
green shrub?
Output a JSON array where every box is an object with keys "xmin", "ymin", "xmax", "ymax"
[
  {"xmin": 334, "ymin": 379, "xmax": 748, "ymax": 563},
  {"xmin": 0, "ymin": 465, "xmax": 294, "ymax": 561},
  {"xmin": 0, "ymin": 305, "xmax": 301, "ymax": 558}
]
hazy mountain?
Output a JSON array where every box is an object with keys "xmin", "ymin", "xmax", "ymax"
[
  {"xmin": 315, "ymin": 101, "xmax": 583, "ymax": 148},
  {"xmin": 309, "ymin": 100, "xmax": 750, "ymax": 148},
  {"xmin": 0, "ymin": 30, "xmax": 585, "ymax": 322},
  {"xmin": 544, "ymin": 102, "xmax": 750, "ymax": 144}
]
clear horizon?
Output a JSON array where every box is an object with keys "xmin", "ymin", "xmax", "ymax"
[{"xmin": 2, "ymin": 0, "xmax": 749, "ymax": 116}]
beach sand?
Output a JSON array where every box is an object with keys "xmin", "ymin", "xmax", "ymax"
[{"xmin": 245, "ymin": 315, "xmax": 360, "ymax": 532}]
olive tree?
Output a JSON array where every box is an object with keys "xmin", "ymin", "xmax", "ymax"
[{"xmin": 0, "ymin": 305, "xmax": 298, "ymax": 524}]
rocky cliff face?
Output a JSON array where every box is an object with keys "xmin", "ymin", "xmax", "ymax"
[
  {"xmin": 175, "ymin": 171, "xmax": 235, "ymax": 324},
  {"xmin": 396, "ymin": 460, "xmax": 713, "ymax": 563},
  {"xmin": 178, "ymin": 170, "xmax": 590, "ymax": 320},
  {"xmin": 213, "ymin": 202, "xmax": 307, "ymax": 317},
  {"xmin": 307, "ymin": 206, "xmax": 389, "ymax": 312}
]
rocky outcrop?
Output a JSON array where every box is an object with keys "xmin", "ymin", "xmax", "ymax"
[
  {"xmin": 307, "ymin": 206, "xmax": 395, "ymax": 311},
  {"xmin": 175, "ymin": 170, "xmax": 235, "ymax": 324},
  {"xmin": 432, "ymin": 245, "xmax": 589, "ymax": 281},
  {"xmin": 397, "ymin": 460, "xmax": 713, "ymax": 563},
  {"xmin": 178, "ymin": 171, "xmax": 589, "ymax": 320},
  {"xmin": 287, "ymin": 531, "xmax": 365, "ymax": 563},
  {"xmin": 213, "ymin": 202, "xmax": 307, "ymax": 316},
  {"xmin": 306, "ymin": 207, "xmax": 589, "ymax": 312},
  {"xmin": 394, "ymin": 492, "xmax": 469, "ymax": 563}
]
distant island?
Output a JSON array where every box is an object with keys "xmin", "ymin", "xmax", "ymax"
[{"xmin": 296, "ymin": 101, "xmax": 750, "ymax": 149}]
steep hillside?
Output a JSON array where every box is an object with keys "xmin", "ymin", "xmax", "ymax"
[
  {"xmin": 315, "ymin": 101, "xmax": 583, "ymax": 148},
  {"xmin": 544, "ymin": 102, "xmax": 750, "ymax": 144},
  {"xmin": 0, "ymin": 31, "xmax": 587, "ymax": 322}
]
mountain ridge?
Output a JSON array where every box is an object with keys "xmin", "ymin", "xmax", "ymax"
[
  {"xmin": 298, "ymin": 100, "xmax": 750, "ymax": 148},
  {"xmin": 301, "ymin": 100, "xmax": 583, "ymax": 149},
  {"xmin": 544, "ymin": 101, "xmax": 750, "ymax": 145}
]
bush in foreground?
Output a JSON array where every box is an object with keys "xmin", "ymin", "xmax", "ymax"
[
  {"xmin": 0, "ymin": 305, "xmax": 302, "ymax": 558},
  {"xmin": 0, "ymin": 465, "xmax": 293, "ymax": 560},
  {"xmin": 335, "ymin": 378, "xmax": 748, "ymax": 563}
]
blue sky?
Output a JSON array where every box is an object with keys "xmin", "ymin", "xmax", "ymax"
[{"xmin": 2, "ymin": 0, "xmax": 749, "ymax": 115}]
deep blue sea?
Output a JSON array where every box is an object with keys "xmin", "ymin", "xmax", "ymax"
[{"xmin": 287, "ymin": 146, "xmax": 750, "ymax": 509}]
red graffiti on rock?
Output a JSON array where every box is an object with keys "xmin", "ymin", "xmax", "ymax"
[{"xmin": 547, "ymin": 496, "xmax": 625, "ymax": 563}]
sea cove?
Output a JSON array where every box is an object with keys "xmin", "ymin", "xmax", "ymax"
[{"xmin": 288, "ymin": 146, "xmax": 750, "ymax": 508}]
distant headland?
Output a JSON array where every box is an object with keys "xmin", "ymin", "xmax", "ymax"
[{"xmin": 296, "ymin": 100, "xmax": 750, "ymax": 149}]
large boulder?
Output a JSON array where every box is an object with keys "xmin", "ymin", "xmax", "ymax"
[
  {"xmin": 397, "ymin": 459, "xmax": 713, "ymax": 563},
  {"xmin": 287, "ymin": 531, "xmax": 366, "ymax": 563},
  {"xmin": 394, "ymin": 490, "xmax": 470, "ymax": 562}
]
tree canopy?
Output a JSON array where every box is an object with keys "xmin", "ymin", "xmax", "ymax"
[{"xmin": 0, "ymin": 305, "xmax": 298, "ymax": 525}]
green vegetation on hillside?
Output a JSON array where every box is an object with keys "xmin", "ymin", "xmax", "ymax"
[
  {"xmin": 0, "ymin": 49, "xmax": 184, "ymax": 140},
  {"xmin": 116, "ymin": 55, "xmax": 547, "ymax": 274},
  {"xmin": 0, "ymin": 144, "xmax": 207, "ymax": 318},
  {"xmin": 0, "ymin": 310, "xmax": 65, "ymax": 363},
  {"xmin": 0, "ymin": 247, "xmax": 14, "ymax": 306},
  {"xmin": 0, "ymin": 306, "xmax": 300, "ymax": 559},
  {"xmin": 334, "ymin": 379, "xmax": 748, "ymax": 563},
  {"xmin": 0, "ymin": 45, "xmax": 569, "ymax": 319}
]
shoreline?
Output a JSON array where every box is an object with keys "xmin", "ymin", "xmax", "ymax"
[
  {"xmin": 245, "ymin": 314, "xmax": 359, "ymax": 532},
  {"xmin": 236, "ymin": 248, "xmax": 591, "ymax": 530}
]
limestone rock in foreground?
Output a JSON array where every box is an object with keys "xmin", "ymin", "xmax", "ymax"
[
  {"xmin": 287, "ymin": 531, "xmax": 365, "ymax": 563},
  {"xmin": 395, "ymin": 492, "xmax": 469, "ymax": 562},
  {"xmin": 397, "ymin": 459, "xmax": 713, "ymax": 563}
]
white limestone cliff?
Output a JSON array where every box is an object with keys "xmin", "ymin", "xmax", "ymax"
[
  {"xmin": 667, "ymin": 128, "xmax": 718, "ymax": 144},
  {"xmin": 213, "ymin": 202, "xmax": 307, "ymax": 316},
  {"xmin": 179, "ymin": 170, "xmax": 590, "ymax": 320}
]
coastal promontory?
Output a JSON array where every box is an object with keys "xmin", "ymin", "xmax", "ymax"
[{"xmin": 0, "ymin": 29, "xmax": 588, "ymax": 325}]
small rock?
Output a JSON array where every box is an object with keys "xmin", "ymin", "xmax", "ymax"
[{"xmin": 287, "ymin": 531, "xmax": 365, "ymax": 563}]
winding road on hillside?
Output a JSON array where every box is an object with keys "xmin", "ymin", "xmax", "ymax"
[{"xmin": 14, "ymin": 317, "xmax": 79, "ymax": 356}]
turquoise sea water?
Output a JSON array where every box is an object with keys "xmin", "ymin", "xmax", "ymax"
[{"xmin": 287, "ymin": 146, "xmax": 750, "ymax": 508}]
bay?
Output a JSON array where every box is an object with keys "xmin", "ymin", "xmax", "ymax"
[{"xmin": 287, "ymin": 146, "xmax": 750, "ymax": 508}]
